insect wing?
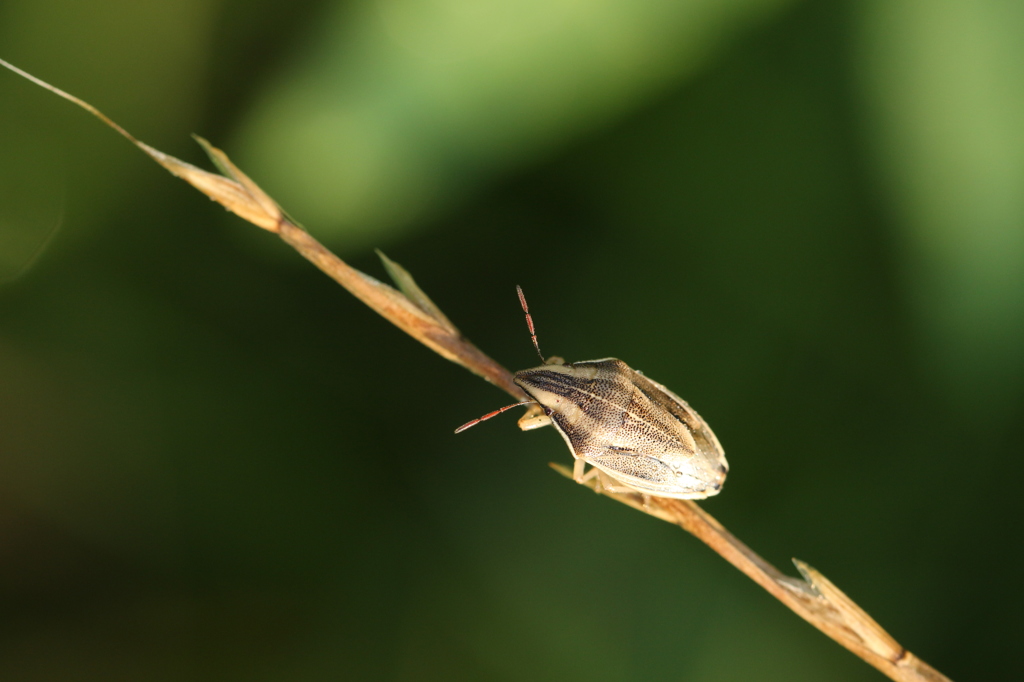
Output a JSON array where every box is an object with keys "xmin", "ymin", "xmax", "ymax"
[
  {"xmin": 593, "ymin": 370, "xmax": 727, "ymax": 498},
  {"xmin": 628, "ymin": 372, "xmax": 728, "ymax": 472},
  {"xmin": 583, "ymin": 453, "xmax": 702, "ymax": 498}
]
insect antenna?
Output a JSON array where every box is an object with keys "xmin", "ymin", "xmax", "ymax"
[
  {"xmin": 516, "ymin": 285, "xmax": 545, "ymax": 363},
  {"xmin": 455, "ymin": 400, "xmax": 536, "ymax": 433}
]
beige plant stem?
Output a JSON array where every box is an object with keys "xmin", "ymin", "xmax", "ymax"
[
  {"xmin": 0, "ymin": 58, "xmax": 951, "ymax": 682},
  {"xmin": 552, "ymin": 465, "xmax": 949, "ymax": 682}
]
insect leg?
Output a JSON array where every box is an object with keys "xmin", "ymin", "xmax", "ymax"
[
  {"xmin": 516, "ymin": 403, "xmax": 552, "ymax": 430},
  {"xmin": 573, "ymin": 457, "xmax": 589, "ymax": 483},
  {"xmin": 575, "ymin": 462, "xmax": 641, "ymax": 496},
  {"xmin": 592, "ymin": 471, "xmax": 638, "ymax": 495}
]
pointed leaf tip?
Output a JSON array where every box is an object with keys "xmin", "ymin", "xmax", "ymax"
[{"xmin": 376, "ymin": 249, "xmax": 459, "ymax": 335}]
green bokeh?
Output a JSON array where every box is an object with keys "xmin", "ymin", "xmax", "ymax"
[{"xmin": 1, "ymin": 1, "xmax": 1021, "ymax": 680}]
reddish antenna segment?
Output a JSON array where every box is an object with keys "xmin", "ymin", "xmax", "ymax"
[
  {"xmin": 454, "ymin": 287, "xmax": 547, "ymax": 434},
  {"xmin": 455, "ymin": 400, "xmax": 536, "ymax": 433},
  {"xmin": 517, "ymin": 285, "xmax": 545, "ymax": 363}
]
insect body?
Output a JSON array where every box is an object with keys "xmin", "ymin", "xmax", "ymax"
[
  {"xmin": 514, "ymin": 357, "xmax": 728, "ymax": 499},
  {"xmin": 457, "ymin": 287, "xmax": 728, "ymax": 500}
]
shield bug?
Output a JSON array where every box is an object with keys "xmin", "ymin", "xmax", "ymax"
[{"xmin": 456, "ymin": 287, "xmax": 728, "ymax": 499}]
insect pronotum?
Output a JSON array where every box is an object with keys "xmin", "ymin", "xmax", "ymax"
[{"xmin": 457, "ymin": 287, "xmax": 729, "ymax": 499}]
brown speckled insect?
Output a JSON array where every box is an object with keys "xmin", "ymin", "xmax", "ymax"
[{"xmin": 456, "ymin": 287, "xmax": 728, "ymax": 499}]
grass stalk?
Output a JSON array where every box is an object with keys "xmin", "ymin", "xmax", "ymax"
[{"xmin": 0, "ymin": 58, "xmax": 951, "ymax": 682}]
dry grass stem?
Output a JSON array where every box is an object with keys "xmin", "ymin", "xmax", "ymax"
[
  {"xmin": 0, "ymin": 59, "xmax": 951, "ymax": 682},
  {"xmin": 0, "ymin": 57, "xmax": 525, "ymax": 401},
  {"xmin": 552, "ymin": 465, "xmax": 950, "ymax": 682}
]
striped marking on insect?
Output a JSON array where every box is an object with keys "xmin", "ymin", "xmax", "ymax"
[{"xmin": 456, "ymin": 287, "xmax": 728, "ymax": 499}]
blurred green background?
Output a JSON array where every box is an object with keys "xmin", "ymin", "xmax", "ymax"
[{"xmin": 1, "ymin": 0, "xmax": 1021, "ymax": 679}]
